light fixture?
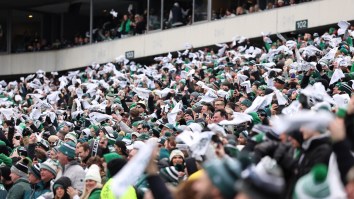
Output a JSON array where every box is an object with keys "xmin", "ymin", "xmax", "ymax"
[{"xmin": 28, "ymin": 14, "xmax": 33, "ymax": 19}]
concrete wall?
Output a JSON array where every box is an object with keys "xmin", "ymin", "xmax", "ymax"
[{"xmin": 0, "ymin": 0, "xmax": 353, "ymax": 75}]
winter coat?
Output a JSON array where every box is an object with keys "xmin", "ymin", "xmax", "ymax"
[
  {"xmin": 297, "ymin": 134, "xmax": 332, "ymax": 178},
  {"xmin": 0, "ymin": 183, "xmax": 7, "ymax": 199},
  {"xmin": 23, "ymin": 181, "xmax": 51, "ymax": 199},
  {"xmin": 88, "ymin": 188, "xmax": 101, "ymax": 199},
  {"xmin": 100, "ymin": 179, "xmax": 137, "ymax": 199},
  {"xmin": 7, "ymin": 178, "xmax": 31, "ymax": 199},
  {"xmin": 62, "ymin": 160, "xmax": 85, "ymax": 192}
]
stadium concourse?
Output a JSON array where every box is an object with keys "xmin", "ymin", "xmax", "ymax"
[{"xmin": 0, "ymin": 18, "xmax": 353, "ymax": 199}]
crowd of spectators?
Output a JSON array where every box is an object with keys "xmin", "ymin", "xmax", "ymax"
[
  {"xmin": 0, "ymin": 19, "xmax": 352, "ymax": 199},
  {"xmin": 15, "ymin": 0, "xmax": 313, "ymax": 53}
]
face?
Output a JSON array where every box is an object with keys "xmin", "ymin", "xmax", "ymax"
[
  {"xmin": 333, "ymin": 86, "xmax": 340, "ymax": 94},
  {"xmin": 258, "ymin": 112, "xmax": 266, "ymax": 121},
  {"xmin": 201, "ymin": 106, "xmax": 208, "ymax": 114},
  {"xmin": 75, "ymin": 143, "xmax": 82, "ymax": 155},
  {"xmin": 40, "ymin": 168, "xmax": 55, "ymax": 183},
  {"xmin": 77, "ymin": 146, "xmax": 90, "ymax": 160},
  {"xmin": 62, "ymin": 126, "xmax": 69, "ymax": 133},
  {"xmin": 214, "ymin": 101, "xmax": 225, "ymax": 110},
  {"xmin": 212, "ymin": 112, "xmax": 225, "ymax": 123},
  {"xmin": 221, "ymin": 85, "xmax": 229, "ymax": 91},
  {"xmin": 238, "ymin": 136, "xmax": 247, "ymax": 145},
  {"xmin": 184, "ymin": 114, "xmax": 193, "ymax": 121},
  {"xmin": 85, "ymin": 179, "xmax": 97, "ymax": 190},
  {"xmin": 240, "ymin": 104, "xmax": 247, "ymax": 111},
  {"xmin": 274, "ymin": 81, "xmax": 284, "ymax": 89},
  {"xmin": 90, "ymin": 128, "xmax": 96, "ymax": 137},
  {"xmin": 114, "ymin": 145, "xmax": 122, "ymax": 154},
  {"xmin": 55, "ymin": 186, "xmax": 65, "ymax": 198},
  {"xmin": 57, "ymin": 151, "xmax": 68, "ymax": 166},
  {"xmin": 50, "ymin": 150, "xmax": 58, "ymax": 160},
  {"xmin": 137, "ymin": 124, "xmax": 144, "ymax": 133},
  {"xmin": 28, "ymin": 173, "xmax": 39, "ymax": 184},
  {"xmin": 226, "ymin": 110, "xmax": 233, "ymax": 120},
  {"xmin": 99, "ymin": 130, "xmax": 105, "ymax": 138},
  {"xmin": 176, "ymin": 111, "xmax": 183, "ymax": 121},
  {"xmin": 171, "ymin": 155, "xmax": 184, "ymax": 166},
  {"xmin": 10, "ymin": 172, "xmax": 20, "ymax": 183},
  {"xmin": 57, "ymin": 132, "xmax": 64, "ymax": 140}
]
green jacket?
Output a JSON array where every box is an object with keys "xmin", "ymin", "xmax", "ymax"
[
  {"xmin": 88, "ymin": 188, "xmax": 101, "ymax": 199},
  {"xmin": 119, "ymin": 20, "xmax": 131, "ymax": 34},
  {"xmin": 7, "ymin": 178, "xmax": 31, "ymax": 199}
]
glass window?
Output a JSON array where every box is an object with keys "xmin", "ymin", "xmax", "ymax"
[
  {"xmin": 194, "ymin": 0, "xmax": 208, "ymax": 22},
  {"xmin": 0, "ymin": 10, "xmax": 7, "ymax": 52},
  {"xmin": 148, "ymin": 0, "xmax": 162, "ymax": 31},
  {"xmin": 163, "ymin": 0, "xmax": 192, "ymax": 29},
  {"xmin": 11, "ymin": 10, "xmax": 42, "ymax": 53}
]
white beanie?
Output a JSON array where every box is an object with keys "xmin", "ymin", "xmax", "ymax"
[
  {"xmin": 169, "ymin": 149, "xmax": 185, "ymax": 161},
  {"xmin": 85, "ymin": 164, "xmax": 101, "ymax": 184}
]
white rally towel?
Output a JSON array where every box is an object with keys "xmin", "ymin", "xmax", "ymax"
[
  {"xmin": 167, "ymin": 101, "xmax": 183, "ymax": 124},
  {"xmin": 330, "ymin": 69, "xmax": 345, "ymax": 85},
  {"xmin": 111, "ymin": 140, "xmax": 157, "ymax": 198}
]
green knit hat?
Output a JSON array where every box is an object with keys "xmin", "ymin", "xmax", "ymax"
[
  {"xmin": 248, "ymin": 112, "xmax": 261, "ymax": 125},
  {"xmin": 241, "ymin": 99, "xmax": 252, "ymax": 107},
  {"xmin": 103, "ymin": 152, "xmax": 122, "ymax": 178},
  {"xmin": 137, "ymin": 133, "xmax": 150, "ymax": 141},
  {"xmin": 0, "ymin": 154, "xmax": 12, "ymax": 167},
  {"xmin": 89, "ymin": 125, "xmax": 99, "ymax": 132},
  {"xmin": 58, "ymin": 141, "xmax": 76, "ymax": 159},
  {"xmin": 103, "ymin": 153, "xmax": 122, "ymax": 164},
  {"xmin": 294, "ymin": 164, "xmax": 330, "ymax": 199},
  {"xmin": 203, "ymin": 158, "xmax": 242, "ymax": 199}
]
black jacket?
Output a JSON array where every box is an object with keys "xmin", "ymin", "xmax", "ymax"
[
  {"xmin": 297, "ymin": 135, "xmax": 332, "ymax": 178},
  {"xmin": 285, "ymin": 135, "xmax": 332, "ymax": 199}
]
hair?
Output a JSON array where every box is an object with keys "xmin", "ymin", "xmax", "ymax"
[
  {"xmin": 221, "ymin": 81, "xmax": 231, "ymax": 89},
  {"xmin": 214, "ymin": 99, "xmax": 225, "ymax": 106},
  {"xmin": 115, "ymin": 141, "xmax": 128, "ymax": 157},
  {"xmin": 86, "ymin": 156, "xmax": 104, "ymax": 176},
  {"xmin": 203, "ymin": 103, "xmax": 215, "ymax": 113},
  {"xmin": 166, "ymin": 136, "xmax": 177, "ymax": 149},
  {"xmin": 174, "ymin": 180, "xmax": 198, "ymax": 199},
  {"xmin": 107, "ymin": 158, "xmax": 127, "ymax": 176},
  {"xmin": 79, "ymin": 142, "xmax": 90, "ymax": 152},
  {"xmin": 141, "ymin": 123, "xmax": 150, "ymax": 131},
  {"xmin": 80, "ymin": 183, "xmax": 102, "ymax": 199},
  {"xmin": 214, "ymin": 109, "xmax": 228, "ymax": 120},
  {"xmin": 130, "ymin": 108, "xmax": 140, "ymax": 118},
  {"xmin": 226, "ymin": 102, "xmax": 236, "ymax": 110}
]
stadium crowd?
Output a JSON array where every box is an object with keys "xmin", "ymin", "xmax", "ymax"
[{"xmin": 0, "ymin": 19, "xmax": 353, "ymax": 199}]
